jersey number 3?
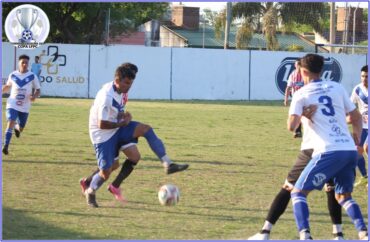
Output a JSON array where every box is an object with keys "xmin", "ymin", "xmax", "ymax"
[{"xmin": 319, "ymin": 95, "xmax": 335, "ymax": 116}]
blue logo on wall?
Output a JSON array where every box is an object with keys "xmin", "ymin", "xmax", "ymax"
[{"xmin": 275, "ymin": 57, "xmax": 342, "ymax": 95}]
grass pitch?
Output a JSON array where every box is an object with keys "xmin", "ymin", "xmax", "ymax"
[{"xmin": 2, "ymin": 98, "xmax": 368, "ymax": 240}]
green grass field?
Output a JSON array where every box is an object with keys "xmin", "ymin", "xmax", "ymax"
[{"xmin": 2, "ymin": 98, "xmax": 368, "ymax": 240}]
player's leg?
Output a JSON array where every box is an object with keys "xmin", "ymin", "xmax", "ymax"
[
  {"xmin": 294, "ymin": 123, "xmax": 302, "ymax": 138},
  {"xmin": 133, "ymin": 122, "xmax": 189, "ymax": 174},
  {"xmin": 324, "ymin": 180, "xmax": 344, "ymax": 239},
  {"xmin": 3, "ymin": 109, "xmax": 19, "ymax": 155},
  {"xmin": 248, "ymin": 149, "xmax": 312, "ymax": 240},
  {"xmin": 334, "ymin": 151, "xmax": 368, "ymax": 240},
  {"xmin": 110, "ymin": 144, "xmax": 140, "ymax": 188},
  {"xmin": 355, "ymin": 129, "xmax": 368, "ymax": 187},
  {"xmin": 108, "ymin": 144, "xmax": 140, "ymax": 202},
  {"xmin": 13, "ymin": 111, "xmax": 28, "ymax": 138},
  {"xmin": 84, "ymin": 136, "xmax": 117, "ymax": 207}
]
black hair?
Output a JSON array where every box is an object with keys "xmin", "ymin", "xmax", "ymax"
[
  {"xmin": 299, "ymin": 54, "xmax": 324, "ymax": 74},
  {"xmin": 115, "ymin": 65, "xmax": 136, "ymax": 81},
  {"xmin": 121, "ymin": 62, "xmax": 138, "ymax": 74},
  {"xmin": 361, "ymin": 65, "xmax": 368, "ymax": 73},
  {"xmin": 19, "ymin": 54, "xmax": 30, "ymax": 61}
]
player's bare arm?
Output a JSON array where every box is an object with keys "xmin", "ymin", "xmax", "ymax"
[
  {"xmin": 99, "ymin": 119, "xmax": 130, "ymax": 129},
  {"xmin": 2, "ymin": 84, "xmax": 11, "ymax": 93},
  {"xmin": 287, "ymin": 114, "xmax": 301, "ymax": 132},
  {"xmin": 302, "ymin": 104, "xmax": 317, "ymax": 120},
  {"xmin": 31, "ymin": 89, "xmax": 41, "ymax": 101},
  {"xmin": 348, "ymin": 109, "xmax": 363, "ymax": 146}
]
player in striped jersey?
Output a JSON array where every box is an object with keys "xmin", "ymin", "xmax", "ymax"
[
  {"xmin": 288, "ymin": 54, "xmax": 367, "ymax": 240},
  {"xmin": 2, "ymin": 54, "xmax": 41, "ymax": 155},
  {"xmin": 351, "ymin": 65, "xmax": 368, "ymax": 187}
]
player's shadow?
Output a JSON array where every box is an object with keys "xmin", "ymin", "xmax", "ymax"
[{"xmin": 3, "ymin": 206, "xmax": 103, "ymax": 239}]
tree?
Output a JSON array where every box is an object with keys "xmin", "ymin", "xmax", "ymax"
[
  {"xmin": 2, "ymin": 2, "xmax": 169, "ymax": 44},
  {"xmin": 235, "ymin": 21, "xmax": 253, "ymax": 49},
  {"xmin": 230, "ymin": 2, "xmax": 327, "ymax": 50}
]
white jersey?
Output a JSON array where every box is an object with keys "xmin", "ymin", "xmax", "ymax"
[
  {"xmin": 300, "ymin": 117, "xmax": 314, "ymax": 151},
  {"xmin": 6, "ymin": 70, "xmax": 41, "ymax": 113},
  {"xmin": 89, "ymin": 82, "xmax": 125, "ymax": 144},
  {"xmin": 290, "ymin": 80, "xmax": 357, "ymax": 157},
  {"xmin": 350, "ymin": 83, "xmax": 368, "ymax": 130}
]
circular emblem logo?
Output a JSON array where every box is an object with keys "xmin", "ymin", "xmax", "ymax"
[
  {"xmin": 312, "ymin": 173, "xmax": 327, "ymax": 187},
  {"xmin": 4, "ymin": 4, "xmax": 50, "ymax": 49},
  {"xmin": 275, "ymin": 57, "xmax": 342, "ymax": 95}
]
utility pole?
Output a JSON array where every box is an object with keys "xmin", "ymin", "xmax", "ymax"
[
  {"xmin": 224, "ymin": 2, "xmax": 232, "ymax": 49},
  {"xmin": 105, "ymin": 8, "xmax": 111, "ymax": 45},
  {"xmin": 329, "ymin": 2, "xmax": 335, "ymax": 53},
  {"xmin": 352, "ymin": 3, "xmax": 360, "ymax": 54}
]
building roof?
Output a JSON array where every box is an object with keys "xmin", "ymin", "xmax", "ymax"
[{"xmin": 167, "ymin": 24, "xmax": 325, "ymax": 52}]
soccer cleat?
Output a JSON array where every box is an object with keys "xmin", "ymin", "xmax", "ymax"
[
  {"xmin": 354, "ymin": 176, "xmax": 368, "ymax": 187},
  {"xmin": 2, "ymin": 145, "xmax": 9, "ymax": 155},
  {"xmin": 299, "ymin": 229, "xmax": 313, "ymax": 240},
  {"xmin": 85, "ymin": 192, "xmax": 98, "ymax": 208},
  {"xmin": 14, "ymin": 128, "xmax": 20, "ymax": 138},
  {"xmin": 166, "ymin": 163, "xmax": 189, "ymax": 175},
  {"xmin": 79, "ymin": 178, "xmax": 88, "ymax": 195},
  {"xmin": 247, "ymin": 230, "xmax": 270, "ymax": 240},
  {"xmin": 333, "ymin": 232, "xmax": 344, "ymax": 240},
  {"xmin": 108, "ymin": 184, "xmax": 126, "ymax": 203},
  {"xmin": 359, "ymin": 231, "xmax": 368, "ymax": 240}
]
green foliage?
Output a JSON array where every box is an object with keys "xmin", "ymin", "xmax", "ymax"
[
  {"xmin": 263, "ymin": 6, "xmax": 279, "ymax": 51},
  {"xmin": 2, "ymin": 2, "xmax": 169, "ymax": 44},
  {"xmin": 286, "ymin": 44, "xmax": 304, "ymax": 52},
  {"xmin": 236, "ymin": 21, "xmax": 253, "ymax": 49},
  {"xmin": 3, "ymin": 98, "xmax": 367, "ymax": 240},
  {"xmin": 214, "ymin": 10, "xmax": 226, "ymax": 40},
  {"xmin": 363, "ymin": 8, "xmax": 368, "ymax": 23}
]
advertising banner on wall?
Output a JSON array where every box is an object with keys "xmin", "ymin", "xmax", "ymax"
[
  {"xmin": 16, "ymin": 44, "xmax": 89, "ymax": 97},
  {"xmin": 250, "ymin": 51, "xmax": 366, "ymax": 100}
]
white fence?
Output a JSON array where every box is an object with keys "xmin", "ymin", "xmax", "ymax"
[{"xmin": 2, "ymin": 42, "xmax": 367, "ymax": 100}]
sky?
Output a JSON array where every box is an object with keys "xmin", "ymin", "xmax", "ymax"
[{"xmin": 174, "ymin": 2, "xmax": 368, "ymax": 12}]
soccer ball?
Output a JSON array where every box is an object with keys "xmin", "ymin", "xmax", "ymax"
[
  {"xmin": 158, "ymin": 184, "xmax": 180, "ymax": 206},
  {"xmin": 21, "ymin": 30, "xmax": 33, "ymax": 42}
]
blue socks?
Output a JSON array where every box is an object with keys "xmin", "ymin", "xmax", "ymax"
[
  {"xmin": 291, "ymin": 192, "xmax": 310, "ymax": 231},
  {"xmin": 4, "ymin": 128, "xmax": 13, "ymax": 146},
  {"xmin": 143, "ymin": 128, "xmax": 166, "ymax": 159},
  {"xmin": 90, "ymin": 173, "xmax": 105, "ymax": 191},
  {"xmin": 339, "ymin": 197, "xmax": 367, "ymax": 232},
  {"xmin": 357, "ymin": 155, "xmax": 367, "ymax": 177}
]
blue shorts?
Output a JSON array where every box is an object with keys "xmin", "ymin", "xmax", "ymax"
[
  {"xmin": 295, "ymin": 150, "xmax": 357, "ymax": 194},
  {"xmin": 6, "ymin": 108, "xmax": 29, "ymax": 128},
  {"xmin": 94, "ymin": 121, "xmax": 140, "ymax": 170},
  {"xmin": 360, "ymin": 129, "xmax": 368, "ymax": 146}
]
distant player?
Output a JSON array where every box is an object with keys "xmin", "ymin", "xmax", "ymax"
[
  {"xmin": 284, "ymin": 60, "xmax": 304, "ymax": 138},
  {"xmin": 31, "ymin": 56, "xmax": 42, "ymax": 80},
  {"xmin": 248, "ymin": 105, "xmax": 345, "ymax": 240},
  {"xmin": 2, "ymin": 54, "xmax": 41, "ymax": 155},
  {"xmin": 82, "ymin": 63, "xmax": 188, "ymax": 207},
  {"xmin": 288, "ymin": 54, "xmax": 367, "ymax": 240},
  {"xmin": 351, "ymin": 65, "xmax": 368, "ymax": 187}
]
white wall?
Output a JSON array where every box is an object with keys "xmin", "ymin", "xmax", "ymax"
[
  {"xmin": 2, "ymin": 42, "xmax": 16, "ymax": 84},
  {"xmin": 172, "ymin": 48, "xmax": 250, "ymax": 100},
  {"xmin": 89, "ymin": 45, "xmax": 171, "ymax": 99},
  {"xmin": 2, "ymin": 43, "xmax": 367, "ymax": 100}
]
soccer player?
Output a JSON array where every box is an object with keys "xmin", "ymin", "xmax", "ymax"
[
  {"xmin": 2, "ymin": 54, "xmax": 41, "ymax": 155},
  {"xmin": 31, "ymin": 56, "xmax": 42, "ymax": 80},
  {"xmin": 351, "ymin": 65, "xmax": 368, "ymax": 187},
  {"xmin": 288, "ymin": 54, "xmax": 367, "ymax": 240},
  {"xmin": 248, "ymin": 105, "xmax": 345, "ymax": 240},
  {"xmin": 284, "ymin": 60, "xmax": 304, "ymax": 138},
  {"xmin": 83, "ymin": 63, "xmax": 188, "ymax": 207}
]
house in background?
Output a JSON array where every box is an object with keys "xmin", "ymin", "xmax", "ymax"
[
  {"xmin": 110, "ymin": 4, "xmax": 364, "ymax": 53},
  {"xmin": 314, "ymin": 7, "xmax": 368, "ymax": 53}
]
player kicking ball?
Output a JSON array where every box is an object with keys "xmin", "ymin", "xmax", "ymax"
[{"xmin": 81, "ymin": 63, "xmax": 188, "ymax": 207}]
